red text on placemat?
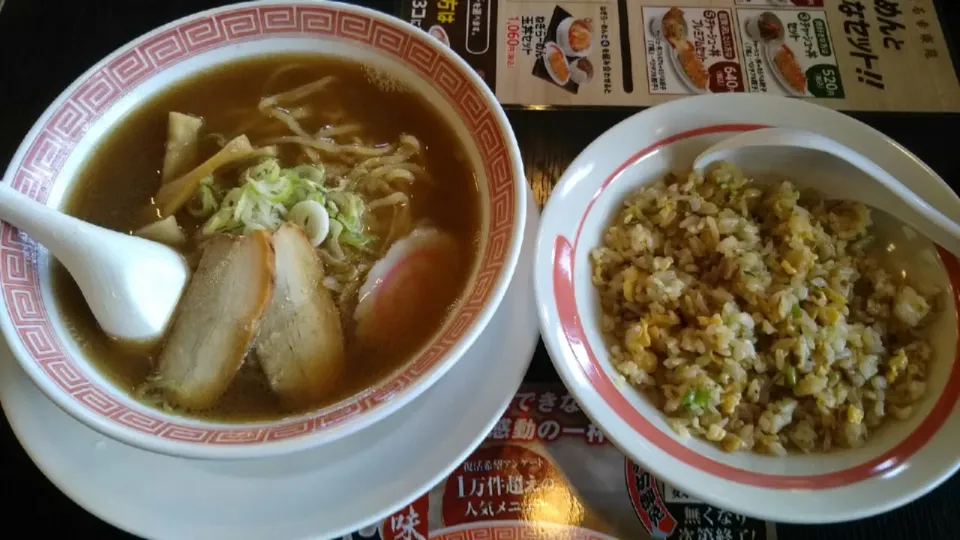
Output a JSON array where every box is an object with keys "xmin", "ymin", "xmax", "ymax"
[{"xmin": 382, "ymin": 496, "xmax": 430, "ymax": 540}]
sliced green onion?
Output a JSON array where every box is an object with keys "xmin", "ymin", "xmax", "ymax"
[
  {"xmin": 287, "ymin": 200, "xmax": 329, "ymax": 246},
  {"xmin": 187, "ymin": 177, "xmax": 220, "ymax": 217},
  {"xmin": 785, "ymin": 365, "xmax": 797, "ymax": 387},
  {"xmin": 681, "ymin": 387, "xmax": 712, "ymax": 413},
  {"xmin": 198, "ymin": 160, "xmax": 315, "ymax": 233},
  {"xmin": 198, "ymin": 158, "xmax": 381, "ymax": 246}
]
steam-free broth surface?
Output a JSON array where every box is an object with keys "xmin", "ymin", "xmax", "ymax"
[{"xmin": 53, "ymin": 54, "xmax": 481, "ymax": 421}]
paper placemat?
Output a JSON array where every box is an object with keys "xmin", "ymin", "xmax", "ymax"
[{"xmin": 345, "ymin": 383, "xmax": 777, "ymax": 540}]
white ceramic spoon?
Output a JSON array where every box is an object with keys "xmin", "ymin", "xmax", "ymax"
[
  {"xmin": 0, "ymin": 182, "xmax": 189, "ymax": 342},
  {"xmin": 693, "ymin": 127, "xmax": 960, "ymax": 257}
]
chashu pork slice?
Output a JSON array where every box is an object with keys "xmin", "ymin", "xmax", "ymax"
[
  {"xmin": 154, "ymin": 231, "xmax": 275, "ymax": 410},
  {"xmin": 256, "ymin": 223, "xmax": 346, "ymax": 408}
]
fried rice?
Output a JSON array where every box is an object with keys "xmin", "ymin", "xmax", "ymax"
[{"xmin": 590, "ymin": 163, "xmax": 937, "ymax": 455}]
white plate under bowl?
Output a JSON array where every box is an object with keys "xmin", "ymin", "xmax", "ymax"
[
  {"xmin": 534, "ymin": 93, "xmax": 960, "ymax": 523},
  {"xmin": 0, "ymin": 190, "xmax": 539, "ymax": 540}
]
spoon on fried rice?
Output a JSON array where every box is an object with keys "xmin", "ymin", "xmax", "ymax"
[{"xmin": 693, "ymin": 127, "xmax": 960, "ymax": 258}]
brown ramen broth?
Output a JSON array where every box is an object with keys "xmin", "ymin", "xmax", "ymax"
[{"xmin": 53, "ymin": 54, "xmax": 481, "ymax": 421}]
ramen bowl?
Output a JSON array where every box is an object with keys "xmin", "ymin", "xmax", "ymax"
[
  {"xmin": 0, "ymin": 0, "xmax": 526, "ymax": 459},
  {"xmin": 534, "ymin": 94, "xmax": 960, "ymax": 522}
]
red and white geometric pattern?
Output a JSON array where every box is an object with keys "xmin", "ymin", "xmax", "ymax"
[{"xmin": 1, "ymin": 4, "xmax": 517, "ymax": 445}]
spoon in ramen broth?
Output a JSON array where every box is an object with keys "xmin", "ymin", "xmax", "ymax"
[{"xmin": 0, "ymin": 182, "xmax": 189, "ymax": 342}]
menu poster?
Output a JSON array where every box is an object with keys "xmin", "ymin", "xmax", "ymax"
[
  {"xmin": 343, "ymin": 384, "xmax": 777, "ymax": 540},
  {"xmin": 398, "ymin": 0, "xmax": 960, "ymax": 112}
]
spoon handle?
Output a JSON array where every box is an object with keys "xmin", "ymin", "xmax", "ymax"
[
  {"xmin": 784, "ymin": 131, "xmax": 960, "ymax": 258},
  {"xmin": 0, "ymin": 181, "xmax": 190, "ymax": 342},
  {"xmin": 0, "ymin": 182, "xmax": 105, "ymax": 260}
]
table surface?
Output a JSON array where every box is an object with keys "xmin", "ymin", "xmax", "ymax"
[{"xmin": 1, "ymin": 1, "xmax": 959, "ymax": 538}]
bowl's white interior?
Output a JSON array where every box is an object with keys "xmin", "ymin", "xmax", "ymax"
[
  {"xmin": 573, "ymin": 132, "xmax": 957, "ymax": 474},
  {"xmin": 38, "ymin": 38, "xmax": 492, "ymax": 428}
]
